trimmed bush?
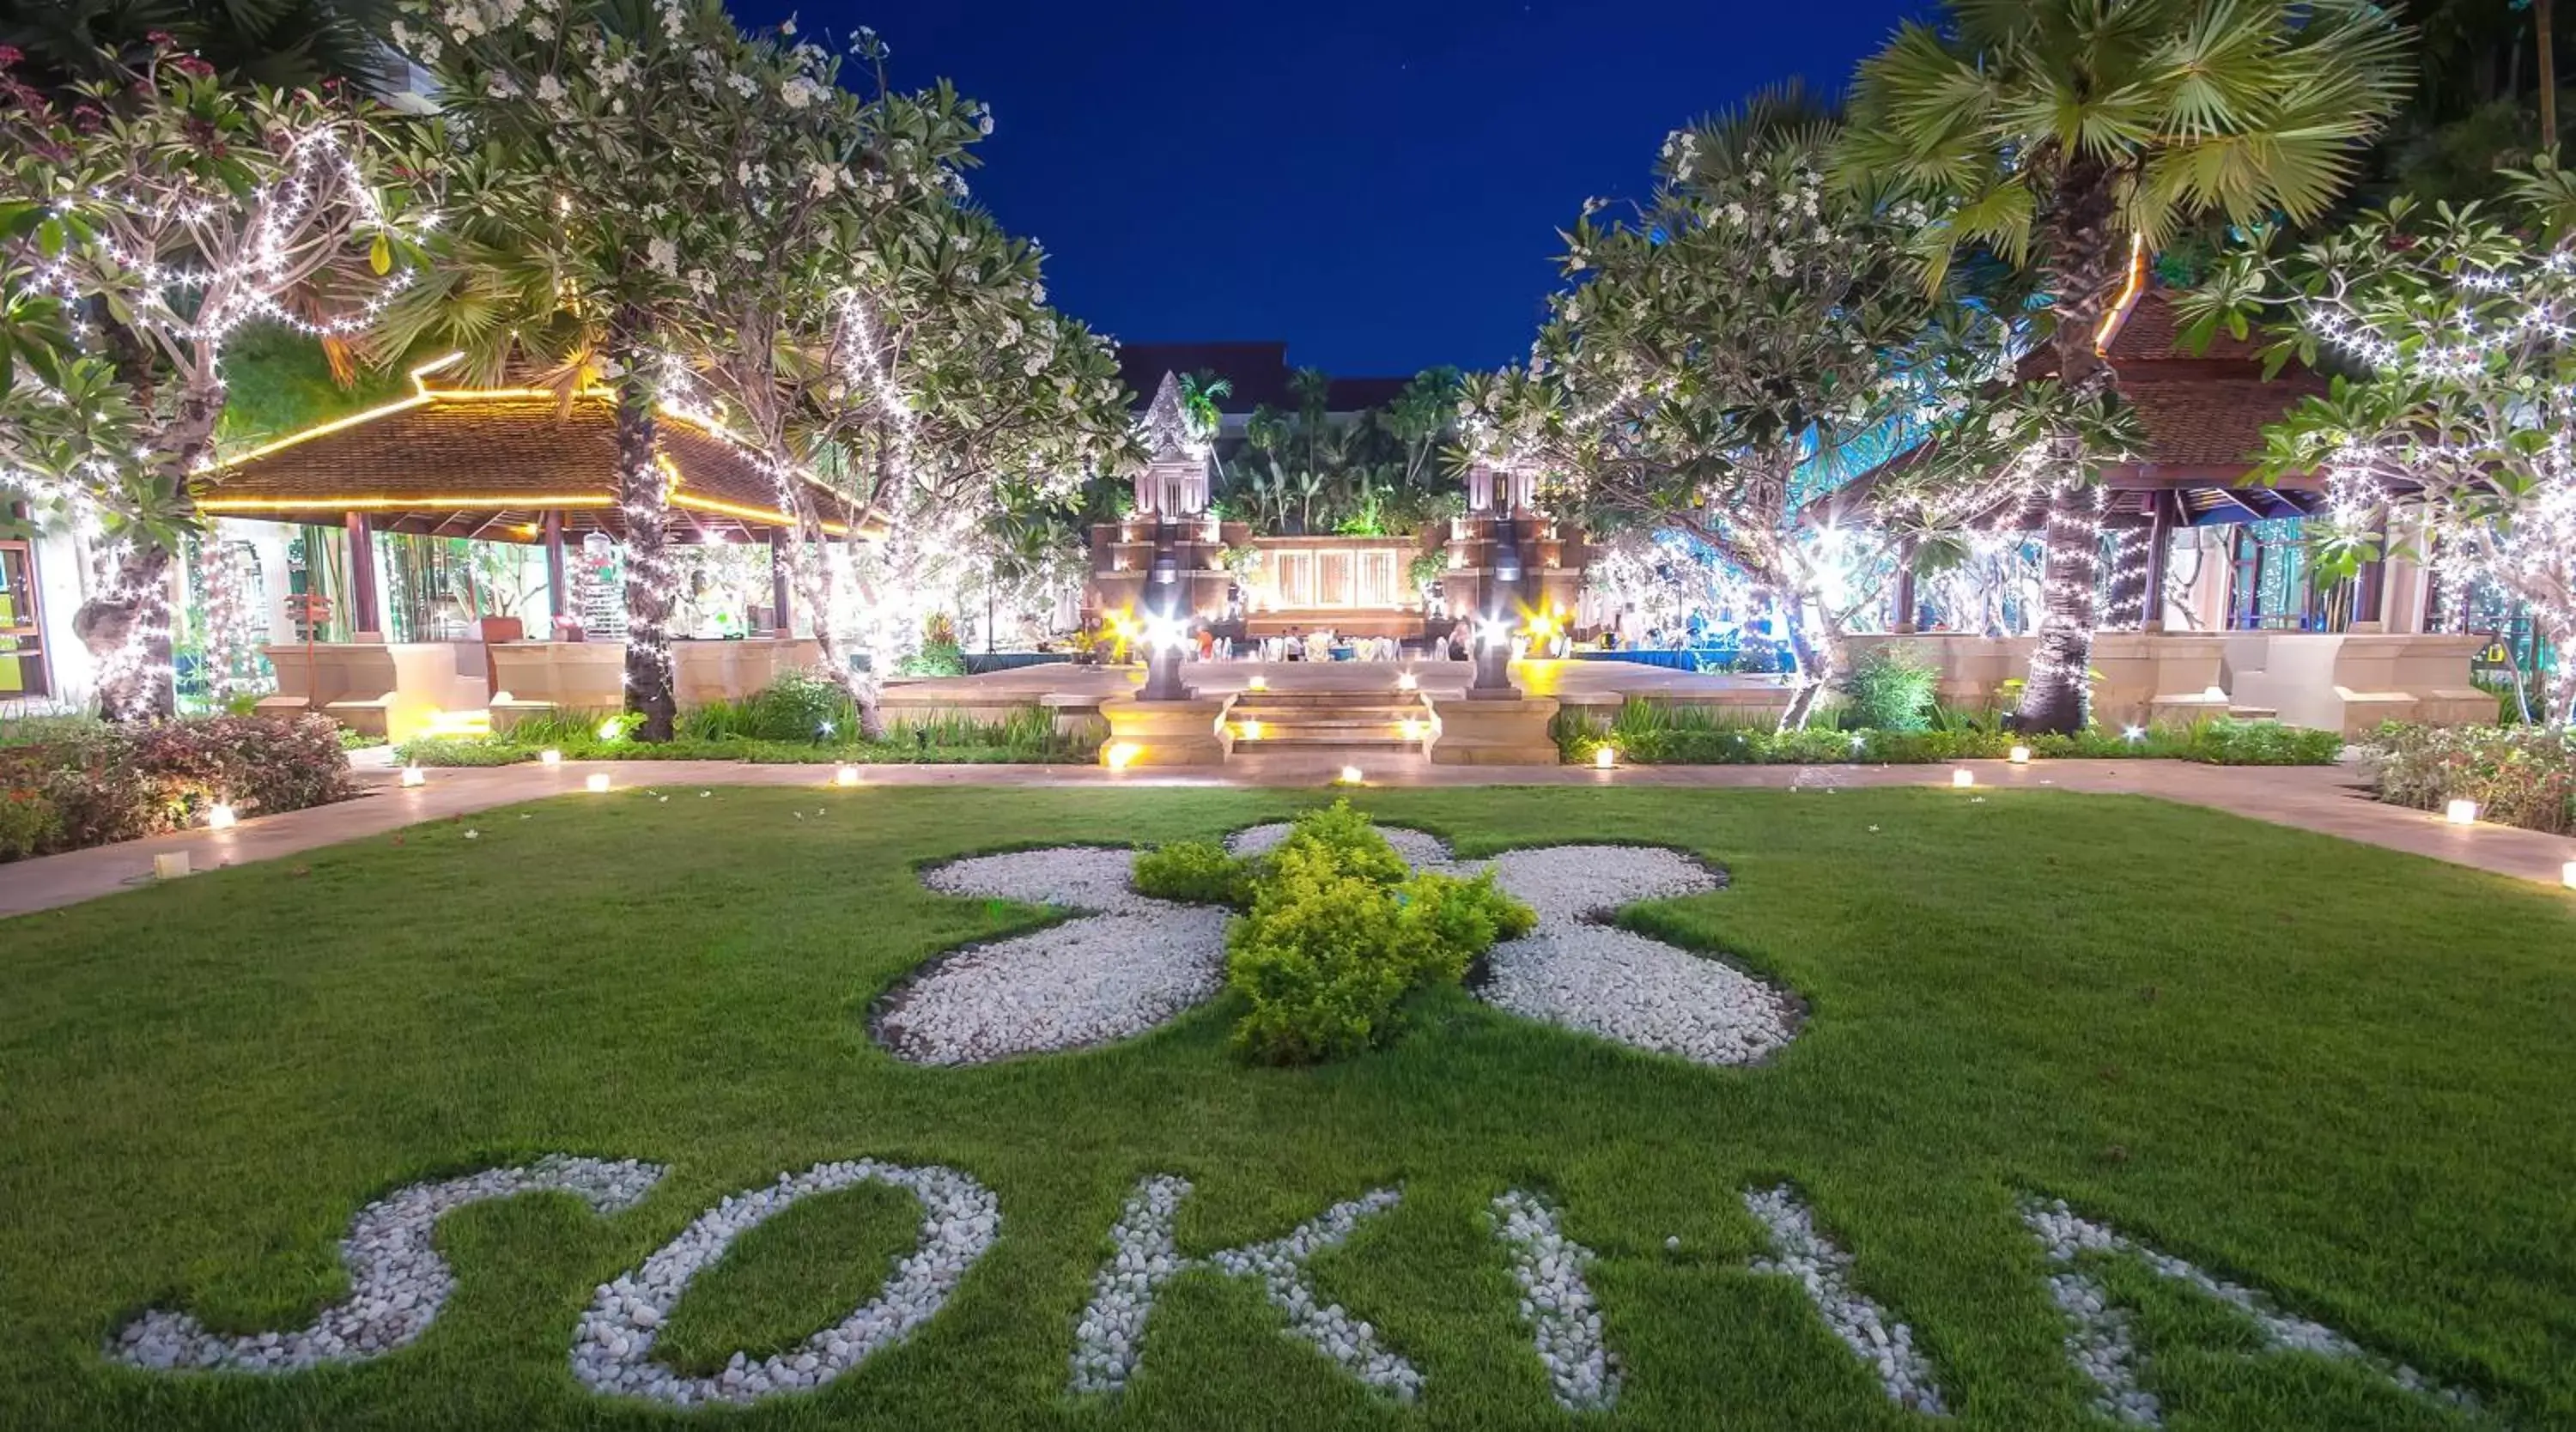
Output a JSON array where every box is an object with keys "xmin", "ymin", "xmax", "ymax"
[
  {"xmin": 2363, "ymin": 721, "xmax": 2575, "ymax": 834},
  {"xmin": 0, "ymin": 713, "xmax": 356, "ymax": 861},
  {"xmin": 1223, "ymin": 802, "xmax": 1533, "ymax": 1065},
  {"xmin": 1132, "ymin": 840, "xmax": 1256, "ymax": 908},
  {"xmin": 1553, "ymin": 701, "xmax": 2342, "ymax": 768}
]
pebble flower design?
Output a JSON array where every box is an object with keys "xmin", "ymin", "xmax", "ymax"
[{"xmin": 879, "ymin": 824, "xmax": 1801, "ymax": 1068}]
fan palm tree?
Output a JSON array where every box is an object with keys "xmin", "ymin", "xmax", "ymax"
[{"xmin": 1844, "ymin": 0, "xmax": 2409, "ymax": 732}]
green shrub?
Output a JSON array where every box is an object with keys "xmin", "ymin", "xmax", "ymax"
[
  {"xmin": 0, "ymin": 713, "xmax": 355, "ymax": 861},
  {"xmin": 1840, "ymin": 645, "xmax": 1938, "ymax": 732},
  {"xmin": 1548, "ymin": 705, "xmax": 2342, "ymax": 768},
  {"xmin": 395, "ymin": 735, "xmax": 529, "ymax": 767},
  {"xmin": 1132, "ymin": 840, "xmax": 1256, "ymax": 907},
  {"xmin": 2363, "ymin": 721, "xmax": 2575, "ymax": 834},
  {"xmin": 1224, "ymin": 801, "xmax": 1533, "ymax": 1065},
  {"xmin": 0, "ymin": 786, "xmax": 61, "ymax": 861},
  {"xmin": 896, "ymin": 641, "xmax": 967, "ymax": 678}
]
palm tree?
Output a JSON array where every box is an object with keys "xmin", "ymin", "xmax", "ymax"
[
  {"xmin": 1845, "ymin": 0, "xmax": 2409, "ymax": 732},
  {"xmin": 1178, "ymin": 369, "xmax": 1230, "ymax": 485}
]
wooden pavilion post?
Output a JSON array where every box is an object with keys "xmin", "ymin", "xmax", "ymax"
[
  {"xmin": 343, "ymin": 512, "xmax": 381, "ymax": 637},
  {"xmin": 2138, "ymin": 491, "xmax": 2176, "ymax": 633},
  {"xmin": 543, "ymin": 512, "xmax": 569, "ymax": 637},
  {"xmin": 768, "ymin": 527, "xmax": 793, "ymax": 636}
]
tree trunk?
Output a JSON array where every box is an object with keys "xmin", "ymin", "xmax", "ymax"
[
  {"xmin": 74, "ymin": 385, "xmax": 220, "ymax": 722},
  {"xmin": 2020, "ymin": 461, "xmax": 2105, "ymax": 733},
  {"xmin": 611, "ymin": 325, "xmax": 677, "ymax": 742},
  {"xmin": 76, "ymin": 541, "xmax": 179, "ymax": 722},
  {"xmin": 2014, "ymin": 165, "xmax": 2128, "ymax": 735},
  {"xmin": 1779, "ymin": 595, "xmax": 1849, "ymax": 732}
]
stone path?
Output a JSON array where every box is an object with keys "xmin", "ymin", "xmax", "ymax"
[{"xmin": 2, "ymin": 755, "xmax": 2569, "ymax": 921}]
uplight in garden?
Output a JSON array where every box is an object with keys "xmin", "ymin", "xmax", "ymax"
[
  {"xmin": 2445, "ymin": 798, "xmax": 2479, "ymax": 825},
  {"xmin": 538, "ymin": 749, "xmax": 563, "ymax": 767},
  {"xmin": 1396, "ymin": 670, "xmax": 1418, "ymax": 691},
  {"xmin": 835, "ymin": 765, "xmax": 861, "ymax": 788},
  {"xmin": 1594, "ymin": 746, "xmax": 1616, "ymax": 770},
  {"xmin": 2008, "ymin": 745, "xmax": 2031, "ymax": 765},
  {"xmin": 206, "ymin": 803, "xmax": 238, "ymax": 830},
  {"xmin": 1338, "ymin": 766, "xmax": 1364, "ymax": 786},
  {"xmin": 1951, "ymin": 770, "xmax": 1974, "ymax": 788},
  {"xmin": 585, "ymin": 774, "xmax": 611, "ymax": 794},
  {"xmin": 400, "ymin": 766, "xmax": 427, "ymax": 788},
  {"xmin": 1105, "ymin": 742, "xmax": 1140, "ymax": 772}
]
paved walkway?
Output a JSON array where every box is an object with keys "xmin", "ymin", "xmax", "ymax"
[{"xmin": 3, "ymin": 755, "xmax": 2570, "ymax": 920}]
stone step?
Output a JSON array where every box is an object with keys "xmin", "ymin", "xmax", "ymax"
[
  {"xmin": 1236, "ymin": 734, "xmax": 1423, "ymax": 749},
  {"xmin": 1236, "ymin": 722, "xmax": 1423, "ymax": 736},
  {"xmin": 1229, "ymin": 705, "xmax": 1423, "ymax": 723}
]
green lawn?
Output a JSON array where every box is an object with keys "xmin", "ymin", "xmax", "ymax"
[{"xmin": 2, "ymin": 786, "xmax": 2571, "ymax": 1430}]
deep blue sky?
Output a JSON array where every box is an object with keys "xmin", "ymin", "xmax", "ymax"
[{"xmin": 734, "ymin": 1, "xmax": 1929, "ymax": 378}]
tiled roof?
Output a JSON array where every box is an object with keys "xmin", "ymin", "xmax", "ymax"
[{"xmin": 197, "ymin": 393, "xmax": 867, "ymax": 542}]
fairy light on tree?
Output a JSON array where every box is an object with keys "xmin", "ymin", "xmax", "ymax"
[
  {"xmin": 1462, "ymin": 92, "xmax": 2014, "ymax": 728},
  {"xmin": 2186, "ymin": 164, "xmax": 2576, "ymax": 725},
  {"xmin": 1844, "ymin": 0, "xmax": 2409, "ymax": 733},
  {"xmin": 0, "ymin": 39, "xmax": 429, "ymax": 719},
  {"xmin": 387, "ymin": 0, "xmax": 755, "ymax": 741}
]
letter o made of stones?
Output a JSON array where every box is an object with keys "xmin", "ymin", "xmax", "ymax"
[{"xmin": 570, "ymin": 1160, "xmax": 999, "ymax": 1407}]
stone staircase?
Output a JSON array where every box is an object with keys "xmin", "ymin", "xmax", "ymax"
[{"xmin": 1225, "ymin": 689, "xmax": 1432, "ymax": 755}]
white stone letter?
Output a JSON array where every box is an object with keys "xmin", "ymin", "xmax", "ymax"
[
  {"xmin": 1742, "ymin": 1185, "xmax": 1946, "ymax": 1416},
  {"xmin": 1490, "ymin": 1188, "xmax": 1621, "ymax": 1411},
  {"xmin": 571, "ymin": 1160, "xmax": 998, "ymax": 1407},
  {"xmin": 111, "ymin": 1156, "xmax": 666, "ymax": 1374},
  {"xmin": 1067, "ymin": 1175, "xmax": 1419, "ymax": 1401},
  {"xmin": 2023, "ymin": 1198, "xmax": 2475, "ymax": 1429}
]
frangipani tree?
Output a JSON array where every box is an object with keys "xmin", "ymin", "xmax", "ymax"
[
  {"xmin": 395, "ymin": 0, "xmax": 794, "ymax": 740},
  {"xmin": 0, "ymin": 39, "xmax": 428, "ymax": 718},
  {"xmin": 2184, "ymin": 164, "xmax": 2576, "ymax": 725},
  {"xmin": 1462, "ymin": 94, "xmax": 2001, "ymax": 727},
  {"xmin": 1844, "ymin": 0, "xmax": 2410, "ymax": 732}
]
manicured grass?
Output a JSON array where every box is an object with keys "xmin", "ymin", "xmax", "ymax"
[{"xmin": 1, "ymin": 786, "xmax": 2570, "ymax": 1429}]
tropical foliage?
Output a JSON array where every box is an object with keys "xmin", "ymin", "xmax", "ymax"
[
  {"xmin": 0, "ymin": 36, "xmax": 429, "ymax": 718},
  {"xmin": 2184, "ymin": 163, "xmax": 2576, "ymax": 725},
  {"xmin": 1844, "ymin": 0, "xmax": 2411, "ymax": 732},
  {"xmin": 1462, "ymin": 90, "xmax": 2009, "ymax": 727},
  {"xmin": 1219, "ymin": 367, "xmax": 1462, "ymax": 535}
]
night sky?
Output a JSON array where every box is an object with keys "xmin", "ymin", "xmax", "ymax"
[{"xmin": 732, "ymin": 0, "xmax": 1930, "ymax": 380}]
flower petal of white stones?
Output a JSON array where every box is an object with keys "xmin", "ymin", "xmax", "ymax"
[
  {"xmin": 1228, "ymin": 824, "xmax": 1801, "ymax": 1067},
  {"xmin": 1490, "ymin": 1189, "xmax": 1621, "ymax": 1411},
  {"xmin": 1068, "ymin": 1175, "xmax": 1420, "ymax": 1402},
  {"xmin": 880, "ymin": 853, "xmax": 1230, "ymax": 1065},
  {"xmin": 571, "ymin": 1161, "xmax": 998, "ymax": 1408},
  {"xmin": 891, "ymin": 825, "xmax": 1799, "ymax": 1069},
  {"xmin": 2022, "ymin": 1198, "xmax": 2476, "ymax": 1428},
  {"xmin": 1741, "ymin": 1185, "xmax": 1946, "ymax": 1416},
  {"xmin": 109, "ymin": 1156, "xmax": 666, "ymax": 1374}
]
